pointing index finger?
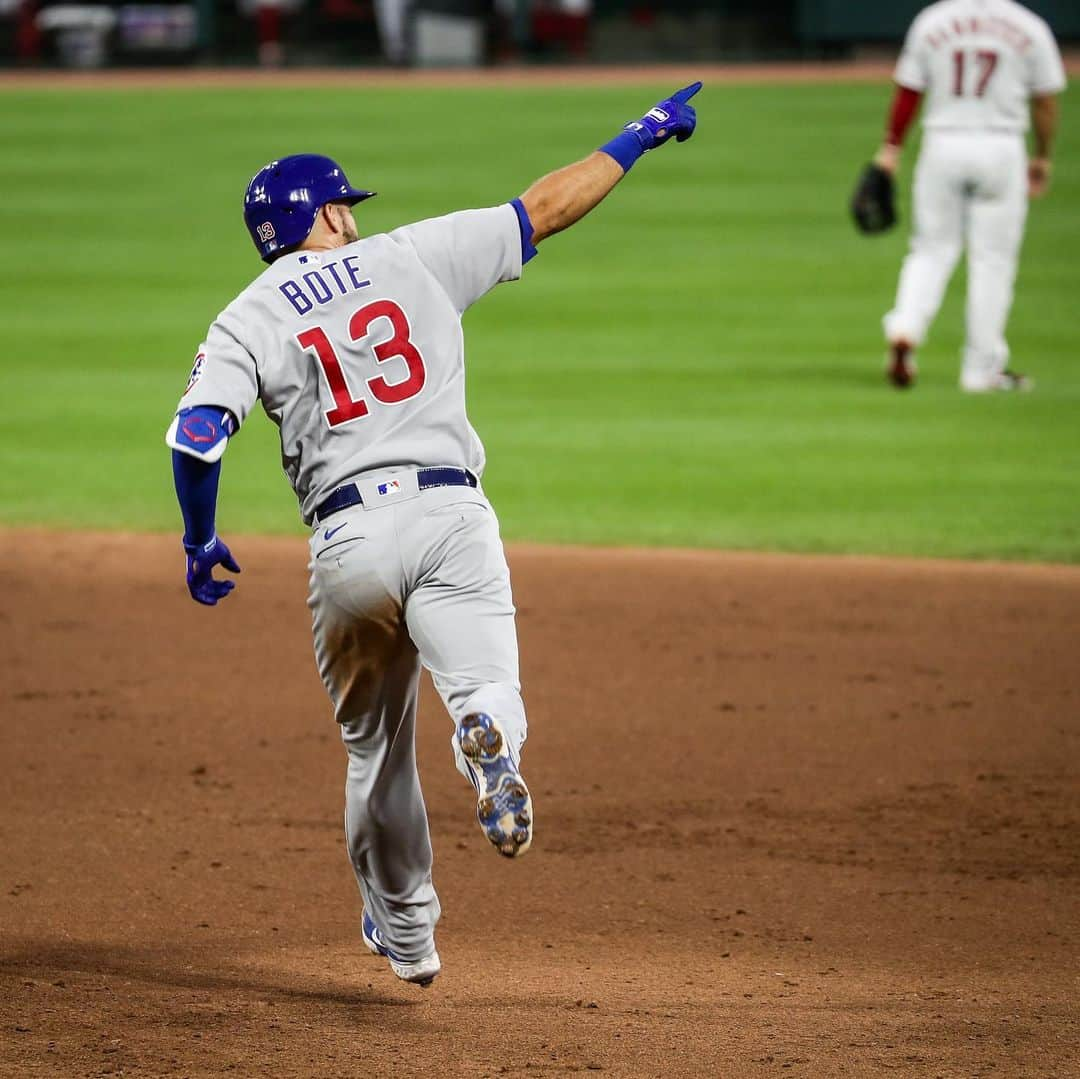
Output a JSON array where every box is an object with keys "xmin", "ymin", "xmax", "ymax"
[{"xmin": 672, "ymin": 80, "xmax": 703, "ymax": 104}]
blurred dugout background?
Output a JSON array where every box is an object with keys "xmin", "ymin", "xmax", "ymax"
[{"xmin": 2, "ymin": 1, "xmax": 1076, "ymax": 70}]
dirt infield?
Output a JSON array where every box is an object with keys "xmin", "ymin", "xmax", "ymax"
[
  {"xmin": 1, "ymin": 531, "xmax": 1078, "ymax": 1078},
  {"xmin": 4, "ymin": 56, "xmax": 1077, "ymax": 91},
  {"xmin": 0, "ymin": 61, "xmax": 898, "ymax": 91}
]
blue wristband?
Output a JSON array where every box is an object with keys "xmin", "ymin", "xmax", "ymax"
[
  {"xmin": 599, "ymin": 129, "xmax": 647, "ymax": 173},
  {"xmin": 510, "ymin": 198, "xmax": 539, "ymax": 265}
]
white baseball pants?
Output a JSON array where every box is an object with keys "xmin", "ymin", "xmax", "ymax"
[
  {"xmin": 307, "ymin": 471, "xmax": 526, "ymax": 962},
  {"xmin": 883, "ymin": 131, "xmax": 1029, "ymax": 391}
]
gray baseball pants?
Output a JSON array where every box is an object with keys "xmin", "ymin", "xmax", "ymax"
[{"xmin": 306, "ymin": 469, "xmax": 526, "ymax": 962}]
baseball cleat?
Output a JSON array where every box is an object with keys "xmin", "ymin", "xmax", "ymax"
[
  {"xmin": 457, "ymin": 713, "xmax": 533, "ymax": 858},
  {"xmin": 887, "ymin": 341, "xmax": 917, "ymax": 389},
  {"xmin": 996, "ymin": 369, "xmax": 1034, "ymax": 392},
  {"xmin": 961, "ymin": 369, "xmax": 1034, "ymax": 393},
  {"xmin": 361, "ymin": 910, "xmax": 441, "ymax": 987}
]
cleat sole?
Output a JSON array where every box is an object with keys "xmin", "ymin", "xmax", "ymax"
[{"xmin": 457, "ymin": 712, "xmax": 533, "ymax": 858}]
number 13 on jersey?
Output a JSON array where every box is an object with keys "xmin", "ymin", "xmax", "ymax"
[{"xmin": 298, "ymin": 299, "xmax": 427, "ymax": 428}]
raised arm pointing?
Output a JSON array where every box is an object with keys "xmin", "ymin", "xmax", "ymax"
[{"xmin": 519, "ymin": 82, "xmax": 702, "ymax": 244}]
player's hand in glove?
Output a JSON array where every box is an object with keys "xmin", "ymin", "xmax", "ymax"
[
  {"xmin": 624, "ymin": 82, "xmax": 702, "ymax": 152},
  {"xmin": 184, "ymin": 534, "xmax": 241, "ymax": 606},
  {"xmin": 851, "ymin": 157, "xmax": 898, "ymax": 235}
]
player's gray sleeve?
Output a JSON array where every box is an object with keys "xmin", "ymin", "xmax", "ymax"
[
  {"xmin": 390, "ymin": 205, "xmax": 523, "ymax": 314},
  {"xmin": 176, "ymin": 314, "xmax": 259, "ymax": 425},
  {"xmin": 1029, "ymin": 20, "xmax": 1067, "ymax": 96},
  {"xmin": 894, "ymin": 17, "xmax": 928, "ymax": 92}
]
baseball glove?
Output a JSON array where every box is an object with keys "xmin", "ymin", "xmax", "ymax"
[{"xmin": 851, "ymin": 163, "xmax": 897, "ymax": 235}]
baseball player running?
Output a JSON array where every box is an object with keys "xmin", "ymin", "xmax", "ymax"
[
  {"xmin": 873, "ymin": 0, "xmax": 1065, "ymax": 391},
  {"xmin": 165, "ymin": 83, "xmax": 701, "ymax": 987}
]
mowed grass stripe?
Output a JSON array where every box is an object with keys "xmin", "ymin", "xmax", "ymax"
[{"xmin": 1, "ymin": 83, "xmax": 1077, "ymax": 559}]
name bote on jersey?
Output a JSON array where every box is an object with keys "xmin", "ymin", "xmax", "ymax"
[{"xmin": 278, "ymin": 253, "xmax": 372, "ymax": 316}]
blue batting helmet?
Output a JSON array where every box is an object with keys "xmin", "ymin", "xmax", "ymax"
[{"xmin": 243, "ymin": 154, "xmax": 376, "ymax": 263}]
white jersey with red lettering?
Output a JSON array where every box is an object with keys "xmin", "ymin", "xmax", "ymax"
[
  {"xmin": 883, "ymin": 0, "xmax": 1066, "ymax": 391},
  {"xmin": 895, "ymin": 0, "xmax": 1066, "ymax": 132},
  {"xmin": 178, "ymin": 204, "xmax": 522, "ymax": 523}
]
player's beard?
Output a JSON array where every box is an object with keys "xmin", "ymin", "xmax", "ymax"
[{"xmin": 337, "ymin": 207, "xmax": 359, "ymax": 245}]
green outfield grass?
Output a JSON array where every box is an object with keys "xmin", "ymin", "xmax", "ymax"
[{"xmin": 1, "ymin": 80, "xmax": 1078, "ymax": 560}]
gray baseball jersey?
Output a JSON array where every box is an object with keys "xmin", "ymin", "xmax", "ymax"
[
  {"xmin": 178, "ymin": 204, "xmax": 523, "ymax": 521},
  {"xmin": 175, "ymin": 200, "xmax": 531, "ymax": 966}
]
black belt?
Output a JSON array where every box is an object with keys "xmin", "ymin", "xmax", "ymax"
[{"xmin": 314, "ymin": 467, "xmax": 478, "ymax": 523}]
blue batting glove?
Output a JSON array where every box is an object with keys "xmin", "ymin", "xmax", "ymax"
[
  {"xmin": 625, "ymin": 81, "xmax": 702, "ymax": 151},
  {"xmin": 183, "ymin": 534, "xmax": 241, "ymax": 606}
]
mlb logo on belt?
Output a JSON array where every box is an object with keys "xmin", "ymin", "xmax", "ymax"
[{"xmin": 377, "ymin": 480, "xmax": 402, "ymax": 497}]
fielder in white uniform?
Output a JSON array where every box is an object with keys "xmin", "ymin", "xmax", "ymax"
[
  {"xmin": 874, "ymin": 0, "xmax": 1066, "ymax": 391},
  {"xmin": 165, "ymin": 85, "xmax": 701, "ymax": 987}
]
